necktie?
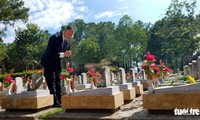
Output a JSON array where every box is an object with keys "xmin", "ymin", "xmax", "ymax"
[{"xmin": 62, "ymin": 40, "xmax": 68, "ymax": 52}]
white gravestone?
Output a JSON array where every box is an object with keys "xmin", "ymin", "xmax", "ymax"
[
  {"xmin": 183, "ymin": 65, "xmax": 189, "ymax": 75},
  {"xmin": 110, "ymin": 72, "xmax": 117, "ymax": 85},
  {"xmin": 78, "ymin": 75, "xmax": 81, "ymax": 84},
  {"xmin": 119, "ymin": 68, "xmax": 126, "ymax": 84},
  {"xmin": 197, "ymin": 56, "xmax": 200, "ymax": 79},
  {"xmin": 188, "ymin": 63, "xmax": 193, "ymax": 77},
  {"xmin": 81, "ymin": 73, "xmax": 87, "ymax": 84},
  {"xmin": 110, "ymin": 72, "xmax": 115, "ymax": 82},
  {"xmin": 130, "ymin": 68, "xmax": 136, "ymax": 82},
  {"xmin": 102, "ymin": 66, "xmax": 111, "ymax": 87},
  {"xmin": 130, "ymin": 68, "xmax": 141, "ymax": 86},
  {"xmin": 75, "ymin": 73, "xmax": 91, "ymax": 90},
  {"xmin": 141, "ymin": 69, "xmax": 146, "ymax": 80},
  {"xmin": 118, "ymin": 68, "xmax": 133, "ymax": 91},
  {"xmin": 15, "ymin": 77, "xmax": 24, "ymax": 93},
  {"xmin": 192, "ymin": 60, "xmax": 198, "ymax": 79}
]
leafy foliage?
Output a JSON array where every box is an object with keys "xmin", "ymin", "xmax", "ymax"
[
  {"xmin": 0, "ymin": 0, "xmax": 29, "ymax": 39},
  {"xmin": 6, "ymin": 23, "xmax": 50, "ymax": 72},
  {"xmin": 148, "ymin": 0, "xmax": 200, "ymax": 70}
]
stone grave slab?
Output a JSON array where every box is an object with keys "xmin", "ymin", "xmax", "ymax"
[
  {"xmin": 75, "ymin": 84, "xmax": 91, "ymax": 90},
  {"xmin": 0, "ymin": 95, "xmax": 6, "ymax": 106},
  {"xmin": 138, "ymin": 79, "xmax": 148, "ymax": 90},
  {"xmin": 143, "ymin": 92, "xmax": 200, "ymax": 110},
  {"xmin": 6, "ymin": 90, "xmax": 50, "ymax": 98},
  {"xmin": 118, "ymin": 68, "xmax": 136, "ymax": 101},
  {"xmin": 71, "ymin": 86, "xmax": 119, "ymax": 96},
  {"xmin": 135, "ymin": 84, "xmax": 143, "ymax": 95},
  {"xmin": 130, "ymin": 68, "xmax": 143, "ymax": 95},
  {"xmin": 2, "ymin": 90, "xmax": 53, "ymax": 110},
  {"xmin": 119, "ymin": 83, "xmax": 132, "ymax": 91},
  {"xmin": 62, "ymin": 86, "xmax": 124, "ymax": 110},
  {"xmin": 143, "ymin": 82, "xmax": 200, "ymax": 110},
  {"xmin": 119, "ymin": 83, "xmax": 136, "ymax": 101},
  {"xmin": 154, "ymin": 83, "xmax": 200, "ymax": 94},
  {"xmin": 75, "ymin": 73, "xmax": 91, "ymax": 90},
  {"xmin": 132, "ymin": 81, "xmax": 140, "ymax": 86}
]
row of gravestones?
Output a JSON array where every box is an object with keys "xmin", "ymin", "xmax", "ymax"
[
  {"xmin": 0, "ymin": 74, "xmax": 47, "ymax": 97},
  {"xmin": 74, "ymin": 67, "xmax": 142, "ymax": 89},
  {"xmin": 61, "ymin": 66, "xmax": 143, "ymax": 111},
  {"xmin": 0, "ymin": 66, "xmax": 145, "ymax": 114},
  {"xmin": 143, "ymin": 57, "xmax": 200, "ymax": 111},
  {"xmin": 183, "ymin": 56, "xmax": 200, "ymax": 80},
  {"xmin": 0, "ymin": 66, "xmax": 139, "ymax": 94},
  {"xmin": 1, "ymin": 66, "xmax": 145, "ymax": 96}
]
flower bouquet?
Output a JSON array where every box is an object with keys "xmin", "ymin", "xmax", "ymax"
[
  {"xmin": 61, "ymin": 67, "xmax": 74, "ymax": 94},
  {"xmin": 141, "ymin": 51, "xmax": 173, "ymax": 93},
  {"xmin": 87, "ymin": 66, "xmax": 96, "ymax": 89},
  {"xmin": 159, "ymin": 60, "xmax": 173, "ymax": 78},
  {"xmin": 141, "ymin": 51, "xmax": 159, "ymax": 93},
  {"xmin": 0, "ymin": 74, "xmax": 15, "ymax": 95},
  {"xmin": 141, "ymin": 51, "xmax": 157, "ymax": 81}
]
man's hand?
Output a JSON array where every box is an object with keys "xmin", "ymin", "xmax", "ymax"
[{"xmin": 64, "ymin": 50, "xmax": 71, "ymax": 57}]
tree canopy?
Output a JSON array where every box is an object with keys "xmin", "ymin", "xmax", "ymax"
[{"xmin": 0, "ymin": 0, "xmax": 29, "ymax": 39}]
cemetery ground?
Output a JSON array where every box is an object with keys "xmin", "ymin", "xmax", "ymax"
[
  {"xmin": 0, "ymin": 92, "xmax": 200, "ymax": 120},
  {"xmin": 1, "ymin": 63, "xmax": 200, "ymax": 119}
]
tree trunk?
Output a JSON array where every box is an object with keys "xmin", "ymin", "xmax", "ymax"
[{"xmin": 2, "ymin": 62, "xmax": 5, "ymax": 75}]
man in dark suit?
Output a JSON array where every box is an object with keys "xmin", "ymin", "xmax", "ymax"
[{"xmin": 41, "ymin": 25, "xmax": 75, "ymax": 107}]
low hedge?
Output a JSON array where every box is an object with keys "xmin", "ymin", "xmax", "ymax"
[{"xmin": 0, "ymin": 71, "xmax": 42, "ymax": 83}]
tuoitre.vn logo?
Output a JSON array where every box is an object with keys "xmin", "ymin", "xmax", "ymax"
[{"xmin": 174, "ymin": 108, "xmax": 200, "ymax": 115}]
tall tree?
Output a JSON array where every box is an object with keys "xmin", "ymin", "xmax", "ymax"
[
  {"xmin": 0, "ymin": 0, "xmax": 29, "ymax": 40},
  {"xmin": 148, "ymin": 0, "xmax": 200, "ymax": 70},
  {"xmin": 76, "ymin": 36, "xmax": 100, "ymax": 64},
  {"xmin": 6, "ymin": 23, "xmax": 50, "ymax": 72},
  {"xmin": 0, "ymin": 41, "xmax": 7, "ymax": 74},
  {"xmin": 69, "ymin": 19, "xmax": 86, "ymax": 66},
  {"xmin": 116, "ymin": 15, "xmax": 147, "ymax": 69},
  {"xmin": 95, "ymin": 22, "xmax": 116, "ymax": 61}
]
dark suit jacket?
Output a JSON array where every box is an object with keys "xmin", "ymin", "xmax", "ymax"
[{"xmin": 41, "ymin": 32, "xmax": 71, "ymax": 72}]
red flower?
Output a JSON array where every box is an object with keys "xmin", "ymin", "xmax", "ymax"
[
  {"xmin": 165, "ymin": 67, "xmax": 172, "ymax": 72},
  {"xmin": 161, "ymin": 63, "xmax": 165, "ymax": 67},
  {"xmin": 146, "ymin": 51, "xmax": 156, "ymax": 61},
  {"xmin": 154, "ymin": 67, "xmax": 161, "ymax": 73},
  {"xmin": 9, "ymin": 71, "xmax": 13, "ymax": 75},
  {"xmin": 146, "ymin": 54, "xmax": 155, "ymax": 60},
  {"xmin": 89, "ymin": 71, "xmax": 95, "ymax": 76},
  {"xmin": 67, "ymin": 67, "xmax": 74, "ymax": 73},
  {"xmin": 87, "ymin": 66, "xmax": 96, "ymax": 77},
  {"xmin": 5, "ymin": 76, "xmax": 14, "ymax": 83},
  {"xmin": 89, "ymin": 67, "xmax": 95, "ymax": 72},
  {"xmin": 150, "ymin": 63, "xmax": 156, "ymax": 68},
  {"xmin": 141, "ymin": 66, "xmax": 146, "ymax": 69},
  {"xmin": 61, "ymin": 75, "xmax": 66, "ymax": 80},
  {"xmin": 146, "ymin": 51, "xmax": 150, "ymax": 56}
]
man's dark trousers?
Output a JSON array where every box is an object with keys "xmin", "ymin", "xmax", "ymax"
[{"xmin": 44, "ymin": 68, "xmax": 61, "ymax": 105}]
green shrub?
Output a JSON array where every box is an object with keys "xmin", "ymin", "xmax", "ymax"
[
  {"xmin": 177, "ymin": 75, "xmax": 187, "ymax": 81},
  {"xmin": 0, "ymin": 71, "xmax": 41, "ymax": 83}
]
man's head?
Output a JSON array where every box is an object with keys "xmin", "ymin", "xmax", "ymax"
[{"xmin": 64, "ymin": 25, "xmax": 75, "ymax": 40}]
